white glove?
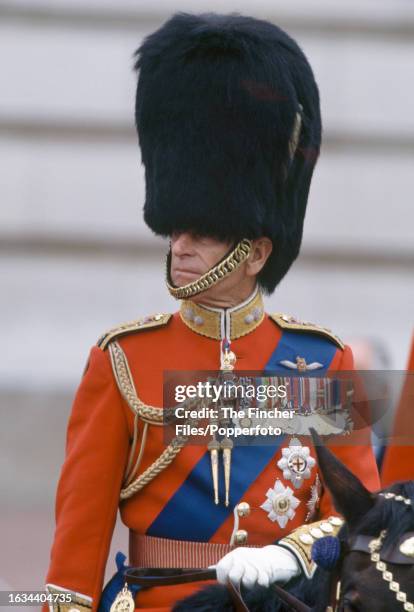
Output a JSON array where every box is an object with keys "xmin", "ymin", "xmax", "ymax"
[{"xmin": 213, "ymin": 545, "xmax": 300, "ymax": 589}]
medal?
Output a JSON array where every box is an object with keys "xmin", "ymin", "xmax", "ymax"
[
  {"xmin": 277, "ymin": 437, "xmax": 316, "ymax": 489},
  {"xmin": 260, "ymin": 479, "xmax": 300, "ymax": 528},
  {"xmin": 110, "ymin": 583, "xmax": 135, "ymax": 612}
]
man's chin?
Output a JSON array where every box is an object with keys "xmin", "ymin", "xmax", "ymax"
[{"xmin": 171, "ymin": 271, "xmax": 201, "ymax": 286}]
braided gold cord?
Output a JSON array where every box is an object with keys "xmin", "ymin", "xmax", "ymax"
[
  {"xmin": 108, "ymin": 340, "xmax": 196, "ymax": 499},
  {"xmin": 124, "ymin": 412, "xmax": 140, "ymax": 483},
  {"xmin": 120, "ymin": 435, "xmax": 188, "ymax": 499},
  {"xmin": 109, "ymin": 341, "xmax": 165, "ymax": 424},
  {"xmin": 124, "ymin": 421, "xmax": 149, "ymax": 487},
  {"xmin": 166, "ymin": 238, "xmax": 252, "ymax": 299}
]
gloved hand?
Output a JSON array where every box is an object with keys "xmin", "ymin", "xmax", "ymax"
[{"xmin": 213, "ymin": 545, "xmax": 300, "ymax": 589}]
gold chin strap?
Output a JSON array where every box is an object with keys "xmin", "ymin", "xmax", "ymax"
[{"xmin": 166, "ymin": 238, "xmax": 253, "ymax": 300}]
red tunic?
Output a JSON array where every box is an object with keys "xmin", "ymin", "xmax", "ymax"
[{"xmin": 45, "ymin": 301, "xmax": 380, "ymax": 611}]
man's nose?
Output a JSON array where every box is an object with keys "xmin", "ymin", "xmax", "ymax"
[{"xmin": 171, "ymin": 232, "xmax": 195, "ymax": 257}]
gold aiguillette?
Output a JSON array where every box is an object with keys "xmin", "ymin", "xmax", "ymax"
[
  {"xmin": 220, "ymin": 437, "xmax": 233, "ymax": 507},
  {"xmin": 207, "ymin": 437, "xmax": 220, "ymax": 504}
]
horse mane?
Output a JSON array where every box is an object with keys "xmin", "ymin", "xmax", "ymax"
[{"xmin": 353, "ymin": 480, "xmax": 414, "ymax": 549}]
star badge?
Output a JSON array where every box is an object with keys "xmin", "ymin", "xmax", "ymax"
[
  {"xmin": 277, "ymin": 437, "xmax": 316, "ymax": 489},
  {"xmin": 260, "ymin": 479, "xmax": 300, "ymax": 528}
]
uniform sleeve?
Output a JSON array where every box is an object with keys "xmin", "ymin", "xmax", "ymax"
[{"xmin": 45, "ymin": 345, "xmax": 130, "ymax": 611}]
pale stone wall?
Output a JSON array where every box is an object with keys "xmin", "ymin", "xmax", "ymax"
[{"xmin": 1, "ymin": 0, "xmax": 413, "ymax": 590}]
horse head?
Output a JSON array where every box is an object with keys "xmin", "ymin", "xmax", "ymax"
[
  {"xmin": 310, "ymin": 428, "xmax": 414, "ymax": 611},
  {"xmin": 272, "ymin": 430, "xmax": 414, "ymax": 611}
]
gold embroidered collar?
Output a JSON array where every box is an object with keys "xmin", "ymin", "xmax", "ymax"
[{"xmin": 179, "ymin": 288, "xmax": 265, "ymax": 340}]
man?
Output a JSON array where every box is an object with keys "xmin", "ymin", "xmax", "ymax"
[{"xmin": 45, "ymin": 12, "xmax": 380, "ymax": 611}]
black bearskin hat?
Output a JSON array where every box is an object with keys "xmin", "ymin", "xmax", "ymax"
[{"xmin": 134, "ymin": 13, "xmax": 321, "ymax": 293}]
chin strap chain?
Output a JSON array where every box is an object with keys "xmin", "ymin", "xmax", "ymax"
[{"xmin": 166, "ymin": 238, "xmax": 252, "ymax": 299}]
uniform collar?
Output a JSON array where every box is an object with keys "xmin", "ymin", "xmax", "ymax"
[{"xmin": 179, "ymin": 286, "xmax": 265, "ymax": 340}]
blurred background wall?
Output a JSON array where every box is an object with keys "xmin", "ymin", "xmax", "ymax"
[{"xmin": 1, "ymin": 0, "xmax": 413, "ymax": 594}]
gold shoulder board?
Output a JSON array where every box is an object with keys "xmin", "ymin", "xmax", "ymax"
[
  {"xmin": 269, "ymin": 313, "xmax": 344, "ymax": 350},
  {"xmin": 97, "ymin": 313, "xmax": 172, "ymax": 350}
]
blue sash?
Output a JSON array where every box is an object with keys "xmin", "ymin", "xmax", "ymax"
[{"xmin": 147, "ymin": 327, "xmax": 337, "ymax": 540}]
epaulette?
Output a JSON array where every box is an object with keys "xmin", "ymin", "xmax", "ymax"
[
  {"xmin": 97, "ymin": 313, "xmax": 172, "ymax": 350},
  {"xmin": 279, "ymin": 516, "xmax": 344, "ymax": 578},
  {"xmin": 269, "ymin": 313, "xmax": 344, "ymax": 350}
]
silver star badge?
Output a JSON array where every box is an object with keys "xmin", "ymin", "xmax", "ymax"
[
  {"xmin": 260, "ymin": 479, "xmax": 300, "ymax": 529},
  {"xmin": 277, "ymin": 437, "xmax": 316, "ymax": 489}
]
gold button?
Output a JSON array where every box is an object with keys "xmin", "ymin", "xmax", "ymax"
[
  {"xmin": 329, "ymin": 516, "xmax": 343, "ymax": 527},
  {"xmin": 310, "ymin": 527, "xmax": 324, "ymax": 539},
  {"xmin": 299, "ymin": 533, "xmax": 313, "ymax": 545},
  {"xmin": 320, "ymin": 522, "xmax": 334, "ymax": 533},
  {"xmin": 236, "ymin": 502, "xmax": 251, "ymax": 517},
  {"xmin": 234, "ymin": 529, "xmax": 248, "ymax": 545}
]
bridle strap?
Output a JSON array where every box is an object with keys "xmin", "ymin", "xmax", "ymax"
[
  {"xmin": 327, "ymin": 565, "xmax": 342, "ymax": 612},
  {"xmin": 350, "ymin": 532, "xmax": 414, "ymax": 565},
  {"xmin": 124, "ymin": 567, "xmax": 216, "ymax": 586},
  {"xmin": 124, "ymin": 568, "xmax": 249, "ymax": 611}
]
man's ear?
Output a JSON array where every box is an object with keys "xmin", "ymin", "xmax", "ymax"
[{"xmin": 246, "ymin": 237, "xmax": 273, "ymax": 277}]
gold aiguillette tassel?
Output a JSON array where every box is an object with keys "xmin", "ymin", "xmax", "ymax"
[
  {"xmin": 207, "ymin": 437, "xmax": 220, "ymax": 504},
  {"xmin": 220, "ymin": 437, "xmax": 233, "ymax": 507}
]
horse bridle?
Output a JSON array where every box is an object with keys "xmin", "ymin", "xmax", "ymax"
[
  {"xmin": 328, "ymin": 492, "xmax": 414, "ymax": 612},
  {"xmin": 123, "ymin": 567, "xmax": 251, "ymax": 611}
]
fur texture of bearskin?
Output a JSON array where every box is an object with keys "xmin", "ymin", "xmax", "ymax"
[{"xmin": 134, "ymin": 12, "xmax": 321, "ymax": 293}]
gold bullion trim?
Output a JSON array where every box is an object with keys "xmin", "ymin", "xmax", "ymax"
[
  {"xmin": 179, "ymin": 288, "xmax": 265, "ymax": 340},
  {"xmin": 97, "ymin": 313, "xmax": 172, "ymax": 351}
]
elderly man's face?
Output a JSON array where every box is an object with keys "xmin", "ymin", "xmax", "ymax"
[
  {"xmin": 170, "ymin": 232, "xmax": 250, "ymax": 303},
  {"xmin": 169, "ymin": 232, "xmax": 272, "ymax": 304},
  {"xmin": 170, "ymin": 232, "xmax": 234, "ymax": 287}
]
